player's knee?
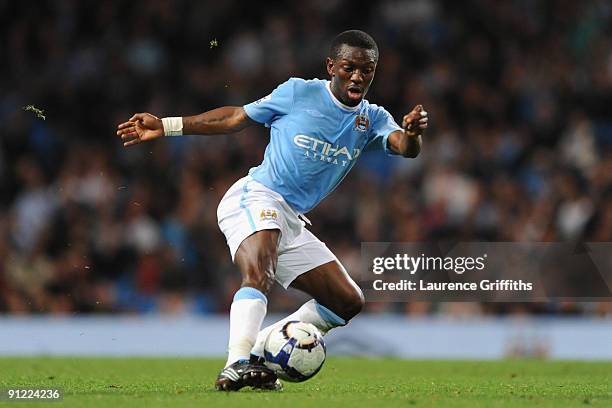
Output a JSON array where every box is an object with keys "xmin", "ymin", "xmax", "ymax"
[
  {"xmin": 241, "ymin": 261, "xmax": 276, "ymax": 293},
  {"xmin": 338, "ymin": 287, "xmax": 365, "ymax": 321},
  {"xmin": 241, "ymin": 270, "xmax": 275, "ymax": 294}
]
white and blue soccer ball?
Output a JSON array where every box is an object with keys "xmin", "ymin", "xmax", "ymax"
[{"xmin": 263, "ymin": 321, "xmax": 326, "ymax": 382}]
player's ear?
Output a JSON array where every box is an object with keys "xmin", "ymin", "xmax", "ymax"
[{"xmin": 326, "ymin": 57, "xmax": 335, "ymax": 77}]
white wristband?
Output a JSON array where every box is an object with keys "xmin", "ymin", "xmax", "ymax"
[{"xmin": 161, "ymin": 117, "xmax": 183, "ymax": 136}]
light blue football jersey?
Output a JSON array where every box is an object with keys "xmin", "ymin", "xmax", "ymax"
[{"xmin": 244, "ymin": 78, "xmax": 402, "ymax": 214}]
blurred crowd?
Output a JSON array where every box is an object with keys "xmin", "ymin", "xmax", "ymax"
[{"xmin": 0, "ymin": 0, "xmax": 611, "ymax": 316}]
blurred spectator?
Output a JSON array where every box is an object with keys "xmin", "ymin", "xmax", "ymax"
[{"xmin": 0, "ymin": 0, "xmax": 610, "ymax": 316}]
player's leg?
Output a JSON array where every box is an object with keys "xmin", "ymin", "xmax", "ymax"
[
  {"xmin": 250, "ymin": 231, "xmax": 363, "ymax": 358},
  {"xmin": 228, "ymin": 229, "xmax": 280, "ymax": 364},
  {"xmin": 289, "ymin": 259, "xmax": 364, "ymax": 323},
  {"xmin": 253, "ymin": 261, "xmax": 362, "ymax": 350},
  {"xmin": 215, "ymin": 176, "xmax": 289, "ymax": 391},
  {"xmin": 215, "ymin": 229, "xmax": 280, "ymax": 391}
]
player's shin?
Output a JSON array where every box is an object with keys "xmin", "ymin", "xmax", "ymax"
[
  {"xmin": 226, "ymin": 287, "xmax": 268, "ymax": 367},
  {"xmin": 251, "ymin": 299, "xmax": 346, "ymax": 357}
]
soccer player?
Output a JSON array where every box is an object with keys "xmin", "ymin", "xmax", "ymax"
[{"xmin": 117, "ymin": 30, "xmax": 428, "ymax": 391}]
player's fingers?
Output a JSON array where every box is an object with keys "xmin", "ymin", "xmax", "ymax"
[
  {"xmin": 117, "ymin": 129, "xmax": 136, "ymax": 138},
  {"xmin": 117, "ymin": 126, "xmax": 136, "ymax": 136},
  {"xmin": 402, "ymin": 114, "xmax": 415, "ymax": 124},
  {"xmin": 123, "ymin": 138, "xmax": 141, "ymax": 147},
  {"xmin": 403, "ymin": 116, "xmax": 419, "ymax": 129},
  {"xmin": 420, "ymin": 109, "xmax": 428, "ymax": 127},
  {"xmin": 117, "ymin": 121, "xmax": 136, "ymax": 130},
  {"xmin": 129, "ymin": 113, "xmax": 147, "ymax": 122},
  {"xmin": 120, "ymin": 131, "xmax": 138, "ymax": 140}
]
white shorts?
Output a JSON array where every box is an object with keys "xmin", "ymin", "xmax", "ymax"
[{"xmin": 217, "ymin": 176, "xmax": 337, "ymax": 288}]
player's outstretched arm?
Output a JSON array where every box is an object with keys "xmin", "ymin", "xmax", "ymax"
[
  {"xmin": 116, "ymin": 107, "xmax": 254, "ymax": 147},
  {"xmin": 387, "ymin": 104, "xmax": 428, "ymax": 158}
]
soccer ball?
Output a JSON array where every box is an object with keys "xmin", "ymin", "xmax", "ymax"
[{"xmin": 263, "ymin": 321, "xmax": 326, "ymax": 382}]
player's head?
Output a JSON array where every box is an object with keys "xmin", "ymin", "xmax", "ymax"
[{"xmin": 327, "ymin": 30, "xmax": 379, "ymax": 107}]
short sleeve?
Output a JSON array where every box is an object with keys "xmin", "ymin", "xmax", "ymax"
[
  {"xmin": 364, "ymin": 105, "xmax": 403, "ymax": 154},
  {"xmin": 243, "ymin": 79, "xmax": 295, "ymax": 127}
]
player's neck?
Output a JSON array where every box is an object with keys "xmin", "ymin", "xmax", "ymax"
[{"xmin": 326, "ymin": 81, "xmax": 361, "ymax": 111}]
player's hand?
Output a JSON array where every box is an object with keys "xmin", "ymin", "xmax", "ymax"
[
  {"xmin": 116, "ymin": 113, "xmax": 164, "ymax": 147},
  {"xmin": 402, "ymin": 105, "xmax": 428, "ymax": 137}
]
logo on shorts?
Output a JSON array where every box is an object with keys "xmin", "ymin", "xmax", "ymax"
[
  {"xmin": 354, "ymin": 113, "xmax": 369, "ymax": 132},
  {"xmin": 260, "ymin": 209, "xmax": 278, "ymax": 220}
]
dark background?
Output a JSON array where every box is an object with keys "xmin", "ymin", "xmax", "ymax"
[{"xmin": 0, "ymin": 0, "xmax": 611, "ymax": 316}]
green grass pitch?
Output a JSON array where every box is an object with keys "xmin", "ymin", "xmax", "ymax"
[{"xmin": 0, "ymin": 358, "xmax": 611, "ymax": 407}]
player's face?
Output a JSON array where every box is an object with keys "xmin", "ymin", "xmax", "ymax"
[{"xmin": 327, "ymin": 45, "xmax": 377, "ymax": 106}]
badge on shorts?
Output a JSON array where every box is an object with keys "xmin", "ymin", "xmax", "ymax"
[{"xmin": 260, "ymin": 209, "xmax": 278, "ymax": 220}]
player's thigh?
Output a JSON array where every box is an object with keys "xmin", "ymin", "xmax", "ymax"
[
  {"xmin": 281, "ymin": 235, "xmax": 364, "ymax": 320},
  {"xmin": 217, "ymin": 176, "xmax": 289, "ymax": 292},
  {"xmin": 217, "ymin": 176, "xmax": 286, "ymax": 261},
  {"xmin": 274, "ymin": 228, "xmax": 336, "ymax": 290}
]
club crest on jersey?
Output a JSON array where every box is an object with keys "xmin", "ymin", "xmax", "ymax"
[
  {"xmin": 354, "ymin": 114, "xmax": 369, "ymax": 132},
  {"xmin": 260, "ymin": 209, "xmax": 278, "ymax": 220}
]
